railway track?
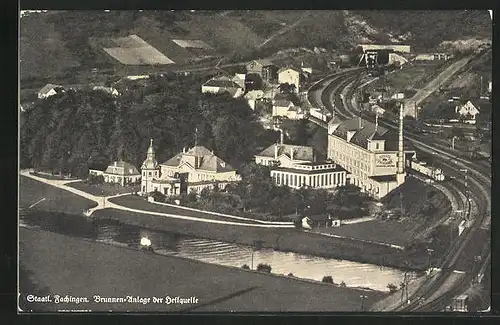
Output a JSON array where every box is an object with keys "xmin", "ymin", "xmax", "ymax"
[{"xmin": 308, "ymin": 69, "xmax": 491, "ymax": 312}]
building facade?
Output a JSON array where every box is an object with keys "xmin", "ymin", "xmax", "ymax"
[
  {"xmin": 89, "ymin": 161, "xmax": 141, "ymax": 186},
  {"xmin": 141, "ymin": 142, "xmax": 241, "ymax": 196},
  {"xmin": 201, "ymin": 77, "xmax": 244, "ymax": 98},
  {"xmin": 262, "ymin": 64, "xmax": 279, "ymax": 82},
  {"xmin": 278, "ymin": 67, "xmax": 300, "ymax": 93},
  {"xmin": 255, "ymin": 143, "xmax": 346, "ymax": 190},
  {"xmin": 327, "ymin": 113, "xmax": 414, "ymax": 199},
  {"xmin": 271, "ymin": 162, "xmax": 347, "ymax": 189}
]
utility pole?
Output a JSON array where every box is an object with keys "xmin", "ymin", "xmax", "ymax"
[
  {"xmin": 427, "ymin": 248, "xmax": 434, "ymax": 272},
  {"xmin": 360, "ymin": 295, "xmax": 368, "ymax": 311}
]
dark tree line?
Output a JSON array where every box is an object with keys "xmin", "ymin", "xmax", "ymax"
[{"xmin": 20, "ymin": 76, "xmax": 277, "ymax": 178}]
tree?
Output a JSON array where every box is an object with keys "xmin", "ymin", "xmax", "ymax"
[
  {"xmin": 278, "ymin": 83, "xmax": 296, "ymax": 94},
  {"xmin": 256, "ymin": 263, "xmax": 272, "ymax": 273},
  {"xmin": 322, "ymin": 276, "xmax": 334, "ymax": 283},
  {"xmin": 387, "ymin": 283, "xmax": 398, "ymax": 293}
]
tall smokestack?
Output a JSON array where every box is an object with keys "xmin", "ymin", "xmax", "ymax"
[
  {"xmin": 375, "ymin": 114, "xmax": 379, "ymax": 132},
  {"xmin": 274, "ymin": 143, "xmax": 279, "ymax": 160},
  {"xmin": 397, "ymin": 102, "xmax": 405, "ymax": 175},
  {"xmin": 279, "ymin": 129, "xmax": 284, "ymax": 145},
  {"xmin": 358, "ymin": 116, "xmax": 362, "ymax": 129}
]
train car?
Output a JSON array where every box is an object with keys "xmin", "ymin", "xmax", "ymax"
[
  {"xmin": 309, "ymin": 108, "xmax": 331, "ymax": 122},
  {"xmin": 408, "ymin": 160, "xmax": 445, "ymax": 181}
]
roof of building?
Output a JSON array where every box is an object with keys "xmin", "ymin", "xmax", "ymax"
[
  {"xmin": 38, "ymin": 83, "xmax": 63, "ymax": 95},
  {"xmin": 278, "ymin": 67, "xmax": 301, "ymax": 74},
  {"xmin": 161, "ymin": 146, "xmax": 235, "ymax": 173},
  {"xmin": 203, "ymin": 78, "xmax": 242, "ymax": 89},
  {"xmin": 467, "ymin": 98, "xmax": 491, "ymax": 112},
  {"xmin": 263, "ymin": 63, "xmax": 279, "ymax": 69},
  {"xmin": 330, "ymin": 116, "xmax": 415, "ymax": 152},
  {"xmin": 105, "ymin": 161, "xmax": 140, "ymax": 176},
  {"xmin": 274, "ymin": 99, "xmax": 293, "ymax": 107},
  {"xmin": 256, "ymin": 144, "xmax": 315, "ymax": 162},
  {"xmin": 272, "ymin": 165, "xmax": 345, "ymax": 175},
  {"xmin": 244, "ymin": 90, "xmax": 265, "ymax": 100}
]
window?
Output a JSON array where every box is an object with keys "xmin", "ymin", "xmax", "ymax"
[
  {"xmin": 149, "ymin": 172, "xmax": 152, "ymax": 176},
  {"xmin": 376, "ymin": 143, "xmax": 379, "ymax": 150},
  {"xmin": 294, "ymin": 175, "xmax": 297, "ymax": 186}
]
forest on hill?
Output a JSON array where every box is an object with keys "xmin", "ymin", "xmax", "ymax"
[{"xmin": 20, "ymin": 75, "xmax": 279, "ymax": 177}]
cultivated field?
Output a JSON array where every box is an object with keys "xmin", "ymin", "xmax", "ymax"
[{"xmin": 102, "ymin": 35, "xmax": 175, "ymax": 65}]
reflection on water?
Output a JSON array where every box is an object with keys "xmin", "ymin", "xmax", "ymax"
[{"xmin": 20, "ymin": 211, "xmax": 415, "ymax": 292}]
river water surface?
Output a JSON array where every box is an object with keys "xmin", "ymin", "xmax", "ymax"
[{"xmin": 20, "ymin": 211, "xmax": 416, "ymax": 292}]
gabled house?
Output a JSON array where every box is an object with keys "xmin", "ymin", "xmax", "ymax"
[
  {"xmin": 92, "ymin": 85, "xmax": 120, "ymax": 97},
  {"xmin": 272, "ymin": 99, "xmax": 295, "ymax": 117},
  {"xmin": 455, "ymin": 99, "xmax": 491, "ymax": 123},
  {"xmin": 232, "ymin": 73, "xmax": 246, "ymax": 89},
  {"xmin": 89, "ymin": 160, "xmax": 141, "ymax": 186},
  {"xmin": 278, "ymin": 67, "xmax": 301, "ymax": 93},
  {"xmin": 246, "ymin": 59, "xmax": 273, "ymax": 76},
  {"xmin": 455, "ymin": 100, "xmax": 481, "ymax": 119},
  {"xmin": 255, "ymin": 143, "xmax": 316, "ymax": 168},
  {"xmin": 37, "ymin": 84, "xmax": 65, "ymax": 99},
  {"xmin": 244, "ymin": 89, "xmax": 265, "ymax": 110},
  {"xmin": 201, "ymin": 77, "xmax": 244, "ymax": 98}
]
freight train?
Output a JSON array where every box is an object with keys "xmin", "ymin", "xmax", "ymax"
[{"xmin": 407, "ymin": 160, "xmax": 445, "ymax": 181}]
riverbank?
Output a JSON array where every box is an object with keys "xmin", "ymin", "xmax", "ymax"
[
  {"xmin": 19, "ymin": 227, "xmax": 386, "ymax": 312},
  {"xmin": 20, "ymin": 175, "xmax": 429, "ymax": 271}
]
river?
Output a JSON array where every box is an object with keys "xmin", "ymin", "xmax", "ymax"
[{"xmin": 19, "ymin": 210, "xmax": 415, "ymax": 292}]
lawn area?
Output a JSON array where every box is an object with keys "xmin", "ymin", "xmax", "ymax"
[
  {"xmin": 314, "ymin": 177, "xmax": 451, "ymax": 247},
  {"xmin": 20, "ymin": 176, "xmax": 96, "ymax": 214},
  {"xmin": 19, "ymin": 227, "xmax": 387, "ymax": 312},
  {"xmin": 108, "ymin": 194, "xmax": 262, "ymax": 224},
  {"xmin": 67, "ymin": 181, "xmax": 140, "ymax": 197},
  {"xmin": 93, "ymin": 207, "xmax": 430, "ymax": 271}
]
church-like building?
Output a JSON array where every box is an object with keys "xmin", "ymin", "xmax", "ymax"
[{"xmin": 140, "ymin": 139, "xmax": 241, "ymax": 196}]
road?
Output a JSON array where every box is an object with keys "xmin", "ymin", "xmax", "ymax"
[
  {"xmin": 20, "ymin": 170, "xmax": 294, "ymax": 229},
  {"xmin": 307, "ymin": 68, "xmax": 491, "ymax": 312},
  {"xmin": 403, "ymin": 56, "xmax": 473, "ymax": 116}
]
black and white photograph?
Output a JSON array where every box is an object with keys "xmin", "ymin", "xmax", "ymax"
[{"xmin": 18, "ymin": 9, "xmax": 492, "ymax": 313}]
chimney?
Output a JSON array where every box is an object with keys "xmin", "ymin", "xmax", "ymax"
[
  {"xmin": 274, "ymin": 143, "xmax": 279, "ymax": 160},
  {"xmin": 114, "ymin": 161, "xmax": 117, "ymax": 167},
  {"xmin": 183, "ymin": 147, "xmax": 187, "ymax": 153},
  {"xmin": 397, "ymin": 102, "xmax": 405, "ymax": 176},
  {"xmin": 290, "ymin": 148, "xmax": 294, "ymax": 161},
  {"xmin": 279, "ymin": 129, "xmax": 284, "ymax": 145}
]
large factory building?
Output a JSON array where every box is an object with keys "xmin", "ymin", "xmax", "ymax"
[{"xmin": 327, "ymin": 106, "xmax": 416, "ymax": 199}]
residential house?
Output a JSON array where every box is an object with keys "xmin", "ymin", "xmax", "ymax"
[
  {"xmin": 141, "ymin": 140, "xmax": 241, "ymax": 196},
  {"xmin": 262, "ymin": 64, "xmax": 279, "ymax": 83},
  {"xmin": 272, "ymin": 99, "xmax": 295, "ymax": 117},
  {"xmin": 244, "ymin": 90, "xmax": 265, "ymax": 110},
  {"xmin": 37, "ymin": 84, "xmax": 65, "ymax": 99},
  {"xmin": 254, "ymin": 143, "xmax": 347, "ymax": 190},
  {"xmin": 201, "ymin": 76, "xmax": 244, "ymax": 98},
  {"xmin": 246, "ymin": 59, "xmax": 273, "ymax": 76},
  {"xmin": 284, "ymin": 106, "xmax": 305, "ymax": 120},
  {"xmin": 300, "ymin": 62, "xmax": 313, "ymax": 74},
  {"xmin": 455, "ymin": 99, "xmax": 491, "ymax": 123},
  {"xmin": 92, "ymin": 85, "xmax": 120, "ymax": 97},
  {"xmin": 391, "ymin": 92, "xmax": 405, "ymax": 100},
  {"xmin": 232, "ymin": 73, "xmax": 246, "ymax": 89},
  {"xmin": 278, "ymin": 67, "xmax": 301, "ymax": 93},
  {"xmin": 89, "ymin": 160, "xmax": 141, "ymax": 186}
]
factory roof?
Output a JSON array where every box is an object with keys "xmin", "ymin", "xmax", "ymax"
[{"xmin": 256, "ymin": 144, "xmax": 315, "ymax": 162}]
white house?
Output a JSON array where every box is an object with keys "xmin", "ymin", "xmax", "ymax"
[
  {"xmin": 89, "ymin": 160, "xmax": 141, "ymax": 186},
  {"xmin": 141, "ymin": 140, "xmax": 241, "ymax": 196},
  {"xmin": 201, "ymin": 76, "xmax": 244, "ymax": 98},
  {"xmin": 255, "ymin": 143, "xmax": 347, "ymax": 190},
  {"xmin": 37, "ymin": 84, "xmax": 65, "ymax": 99},
  {"xmin": 244, "ymin": 89, "xmax": 265, "ymax": 110},
  {"xmin": 272, "ymin": 99, "xmax": 295, "ymax": 117},
  {"xmin": 300, "ymin": 62, "xmax": 313, "ymax": 74},
  {"xmin": 278, "ymin": 67, "xmax": 300, "ymax": 93},
  {"xmin": 455, "ymin": 100, "xmax": 480, "ymax": 119},
  {"xmin": 391, "ymin": 92, "xmax": 405, "ymax": 100},
  {"xmin": 93, "ymin": 86, "xmax": 120, "ymax": 97},
  {"xmin": 232, "ymin": 73, "xmax": 246, "ymax": 89}
]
